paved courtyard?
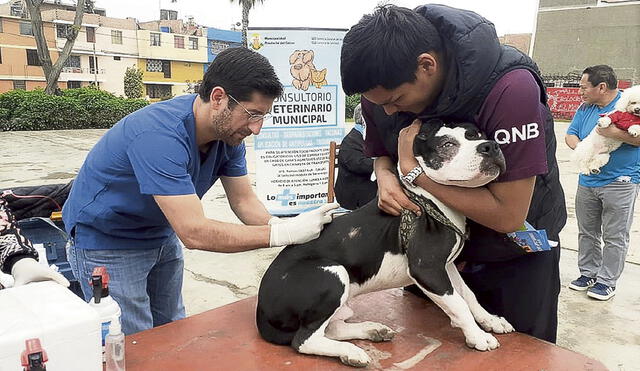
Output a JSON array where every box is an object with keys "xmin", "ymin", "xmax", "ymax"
[{"xmin": 1, "ymin": 122, "xmax": 639, "ymax": 370}]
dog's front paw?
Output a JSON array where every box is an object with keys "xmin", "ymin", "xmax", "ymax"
[
  {"xmin": 465, "ymin": 330, "xmax": 500, "ymax": 351},
  {"xmin": 628, "ymin": 125, "xmax": 640, "ymax": 137},
  {"xmin": 339, "ymin": 345, "xmax": 371, "ymax": 368},
  {"xmin": 366, "ymin": 323, "xmax": 396, "ymax": 342},
  {"xmin": 477, "ymin": 315, "xmax": 515, "ymax": 334},
  {"xmin": 597, "ymin": 116, "xmax": 612, "ymax": 128}
]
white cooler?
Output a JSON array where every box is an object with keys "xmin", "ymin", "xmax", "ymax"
[{"xmin": 0, "ymin": 281, "xmax": 102, "ymax": 370}]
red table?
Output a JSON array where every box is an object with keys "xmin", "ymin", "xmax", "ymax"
[{"xmin": 126, "ymin": 288, "xmax": 606, "ymax": 370}]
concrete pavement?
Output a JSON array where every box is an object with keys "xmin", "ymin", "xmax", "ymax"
[{"xmin": 1, "ymin": 122, "xmax": 639, "ymax": 370}]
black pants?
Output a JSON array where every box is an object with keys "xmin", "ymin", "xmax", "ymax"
[{"xmin": 460, "ymin": 246, "xmax": 561, "ymax": 343}]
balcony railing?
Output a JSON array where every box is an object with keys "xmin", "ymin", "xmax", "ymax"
[{"xmin": 61, "ymin": 67, "xmax": 106, "ymax": 74}]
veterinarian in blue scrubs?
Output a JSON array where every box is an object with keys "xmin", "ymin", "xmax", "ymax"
[
  {"xmin": 564, "ymin": 65, "xmax": 640, "ymax": 300},
  {"xmin": 340, "ymin": 4, "xmax": 566, "ymax": 342},
  {"xmin": 63, "ymin": 48, "xmax": 338, "ymax": 335}
]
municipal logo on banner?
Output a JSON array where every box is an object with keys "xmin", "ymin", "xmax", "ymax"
[{"xmin": 250, "ymin": 28, "xmax": 347, "ymax": 215}]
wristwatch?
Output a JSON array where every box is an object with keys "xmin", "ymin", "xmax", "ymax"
[{"xmin": 402, "ymin": 166, "xmax": 424, "ymax": 186}]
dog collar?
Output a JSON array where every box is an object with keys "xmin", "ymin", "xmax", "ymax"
[{"xmin": 399, "ymin": 190, "xmax": 468, "ymax": 252}]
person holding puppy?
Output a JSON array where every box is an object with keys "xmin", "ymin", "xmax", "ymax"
[
  {"xmin": 565, "ymin": 65, "xmax": 640, "ymax": 300},
  {"xmin": 63, "ymin": 47, "xmax": 338, "ymax": 335},
  {"xmin": 340, "ymin": 4, "xmax": 566, "ymax": 342}
]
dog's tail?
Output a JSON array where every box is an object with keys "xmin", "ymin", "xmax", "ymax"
[{"xmin": 256, "ymin": 306, "xmax": 296, "ymax": 345}]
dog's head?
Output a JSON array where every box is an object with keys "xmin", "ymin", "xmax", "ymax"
[
  {"xmin": 289, "ymin": 50, "xmax": 314, "ymax": 70},
  {"xmin": 413, "ymin": 119, "xmax": 506, "ymax": 188},
  {"xmin": 615, "ymin": 85, "xmax": 640, "ymax": 116}
]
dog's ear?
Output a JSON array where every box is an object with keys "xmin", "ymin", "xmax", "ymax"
[
  {"xmin": 289, "ymin": 51, "xmax": 300, "ymax": 64},
  {"xmin": 416, "ymin": 118, "xmax": 444, "ymax": 141},
  {"xmin": 615, "ymin": 89, "xmax": 631, "ymax": 112},
  {"xmin": 303, "ymin": 50, "xmax": 314, "ymax": 64}
]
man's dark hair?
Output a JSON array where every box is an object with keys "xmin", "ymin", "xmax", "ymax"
[
  {"xmin": 341, "ymin": 5, "xmax": 443, "ymax": 95},
  {"xmin": 199, "ymin": 47, "xmax": 283, "ymax": 104},
  {"xmin": 582, "ymin": 65, "xmax": 617, "ymax": 90}
]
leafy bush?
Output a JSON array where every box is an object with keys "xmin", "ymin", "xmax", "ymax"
[
  {"xmin": 0, "ymin": 87, "xmax": 149, "ymax": 131},
  {"xmin": 345, "ymin": 93, "xmax": 361, "ymax": 120},
  {"xmin": 124, "ymin": 66, "xmax": 144, "ymax": 99}
]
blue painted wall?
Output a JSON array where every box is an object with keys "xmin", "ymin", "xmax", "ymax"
[{"xmin": 206, "ymin": 27, "xmax": 242, "ymax": 67}]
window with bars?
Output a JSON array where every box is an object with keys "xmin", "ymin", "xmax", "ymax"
[
  {"xmin": 86, "ymin": 27, "xmax": 95, "ymax": 43},
  {"xmin": 20, "ymin": 22, "xmax": 33, "ymax": 36},
  {"xmin": 67, "ymin": 81, "xmax": 81, "ymax": 89},
  {"xmin": 0, "ymin": 19, "xmax": 3, "ymax": 33},
  {"xmin": 146, "ymin": 59, "xmax": 163, "ymax": 72},
  {"xmin": 13, "ymin": 80, "xmax": 26, "ymax": 90},
  {"xmin": 162, "ymin": 60, "xmax": 171, "ymax": 78},
  {"xmin": 26, "ymin": 49, "xmax": 41, "ymax": 66},
  {"xmin": 150, "ymin": 33, "xmax": 161, "ymax": 46},
  {"xmin": 56, "ymin": 24, "xmax": 72, "ymax": 39},
  {"xmin": 89, "ymin": 56, "xmax": 99, "ymax": 73},
  {"xmin": 146, "ymin": 84, "xmax": 172, "ymax": 99},
  {"xmin": 189, "ymin": 37, "xmax": 198, "ymax": 50},
  {"xmin": 64, "ymin": 55, "xmax": 81, "ymax": 68},
  {"xmin": 174, "ymin": 35, "xmax": 184, "ymax": 49},
  {"xmin": 160, "ymin": 9, "xmax": 178, "ymax": 20},
  {"xmin": 111, "ymin": 30, "xmax": 123, "ymax": 44}
]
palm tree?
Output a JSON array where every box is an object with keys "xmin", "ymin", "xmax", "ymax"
[{"xmin": 229, "ymin": 0, "xmax": 264, "ymax": 47}]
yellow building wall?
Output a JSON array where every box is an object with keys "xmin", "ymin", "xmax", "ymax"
[
  {"xmin": 138, "ymin": 59, "xmax": 204, "ymax": 84},
  {"xmin": 171, "ymin": 60, "xmax": 204, "ymax": 83}
]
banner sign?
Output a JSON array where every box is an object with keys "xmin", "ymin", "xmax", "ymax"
[
  {"xmin": 546, "ymin": 87, "xmax": 582, "ymax": 120},
  {"xmin": 250, "ymin": 28, "xmax": 347, "ymax": 215}
]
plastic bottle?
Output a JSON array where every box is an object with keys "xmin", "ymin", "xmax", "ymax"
[
  {"xmin": 88, "ymin": 266, "xmax": 121, "ymax": 362},
  {"xmin": 21, "ymin": 338, "xmax": 48, "ymax": 371},
  {"xmin": 105, "ymin": 318, "xmax": 126, "ymax": 371}
]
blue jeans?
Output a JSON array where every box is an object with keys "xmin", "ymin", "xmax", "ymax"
[{"xmin": 67, "ymin": 227, "xmax": 186, "ymax": 335}]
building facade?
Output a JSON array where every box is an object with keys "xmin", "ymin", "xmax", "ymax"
[
  {"xmin": 0, "ymin": 16, "xmax": 59, "ymax": 92},
  {"xmin": 136, "ymin": 22, "xmax": 207, "ymax": 100},
  {"xmin": 41, "ymin": 9, "xmax": 139, "ymax": 95},
  {"xmin": 0, "ymin": 1, "xmax": 243, "ymax": 99},
  {"xmin": 533, "ymin": 0, "xmax": 640, "ymax": 83}
]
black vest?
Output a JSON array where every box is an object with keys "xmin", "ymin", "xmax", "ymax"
[{"xmin": 370, "ymin": 4, "xmax": 567, "ymax": 262}]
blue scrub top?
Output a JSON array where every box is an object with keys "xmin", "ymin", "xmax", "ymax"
[{"xmin": 63, "ymin": 94, "xmax": 247, "ymax": 249}]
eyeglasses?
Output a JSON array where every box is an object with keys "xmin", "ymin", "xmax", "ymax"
[{"xmin": 227, "ymin": 94, "xmax": 273, "ymax": 123}]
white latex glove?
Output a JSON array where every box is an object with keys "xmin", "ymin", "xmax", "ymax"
[
  {"xmin": 11, "ymin": 257, "xmax": 70, "ymax": 287},
  {"xmin": 269, "ymin": 203, "xmax": 340, "ymax": 247}
]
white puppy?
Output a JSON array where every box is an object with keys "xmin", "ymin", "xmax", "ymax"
[{"xmin": 573, "ymin": 85, "xmax": 640, "ymax": 175}]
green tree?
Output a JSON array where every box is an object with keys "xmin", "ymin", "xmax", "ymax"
[
  {"xmin": 25, "ymin": 0, "xmax": 92, "ymax": 94},
  {"xmin": 229, "ymin": 0, "xmax": 264, "ymax": 48},
  {"xmin": 345, "ymin": 93, "xmax": 361, "ymax": 120},
  {"xmin": 124, "ymin": 65, "xmax": 144, "ymax": 99}
]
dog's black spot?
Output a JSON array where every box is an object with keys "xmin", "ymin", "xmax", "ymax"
[
  {"xmin": 414, "ymin": 130, "xmax": 459, "ymax": 170},
  {"xmin": 464, "ymin": 126, "xmax": 486, "ymax": 140}
]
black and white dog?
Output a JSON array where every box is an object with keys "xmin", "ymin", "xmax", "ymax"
[{"xmin": 257, "ymin": 120, "xmax": 514, "ymax": 367}]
